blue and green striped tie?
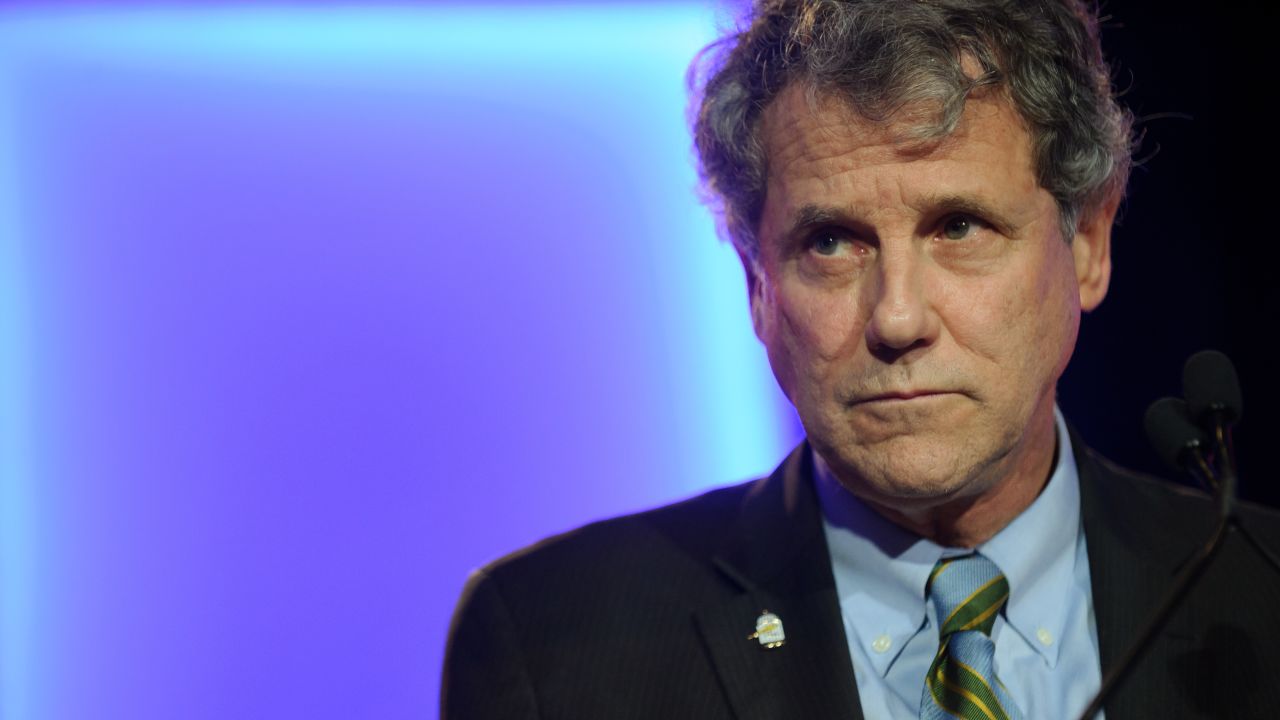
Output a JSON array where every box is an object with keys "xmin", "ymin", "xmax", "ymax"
[{"xmin": 920, "ymin": 554, "xmax": 1024, "ymax": 720}]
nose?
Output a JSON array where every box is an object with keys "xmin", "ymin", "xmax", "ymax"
[{"xmin": 864, "ymin": 245, "xmax": 940, "ymax": 358}]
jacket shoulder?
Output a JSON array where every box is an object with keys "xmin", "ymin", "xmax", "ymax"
[
  {"xmin": 478, "ymin": 477, "xmax": 758, "ymax": 602},
  {"xmin": 1079, "ymin": 442, "xmax": 1280, "ymax": 542},
  {"xmin": 442, "ymin": 479, "xmax": 760, "ymax": 720}
]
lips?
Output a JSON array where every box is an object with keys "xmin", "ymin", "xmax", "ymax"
[{"xmin": 855, "ymin": 390, "xmax": 954, "ymax": 403}]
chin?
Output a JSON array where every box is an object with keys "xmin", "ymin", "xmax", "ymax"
[
  {"xmin": 821, "ymin": 434, "xmax": 994, "ymax": 507},
  {"xmin": 865, "ymin": 464, "xmax": 976, "ymax": 504}
]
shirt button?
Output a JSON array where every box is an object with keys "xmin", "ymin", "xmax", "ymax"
[
  {"xmin": 871, "ymin": 634, "xmax": 892, "ymax": 653},
  {"xmin": 1036, "ymin": 628, "xmax": 1054, "ymax": 646}
]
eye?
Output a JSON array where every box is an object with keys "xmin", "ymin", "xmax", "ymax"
[
  {"xmin": 941, "ymin": 215, "xmax": 975, "ymax": 240},
  {"xmin": 942, "ymin": 212, "xmax": 977, "ymax": 240},
  {"xmin": 809, "ymin": 229, "xmax": 847, "ymax": 256}
]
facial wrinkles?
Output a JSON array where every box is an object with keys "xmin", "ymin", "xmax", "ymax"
[
  {"xmin": 775, "ymin": 167, "xmax": 956, "ymax": 406},
  {"xmin": 780, "ymin": 290, "xmax": 845, "ymax": 394},
  {"xmin": 744, "ymin": 81, "xmax": 1101, "ymax": 546},
  {"xmin": 766, "ymin": 97, "xmax": 1057, "ymax": 374}
]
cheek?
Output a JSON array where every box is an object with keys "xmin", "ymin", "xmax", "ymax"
[
  {"xmin": 1044, "ymin": 263, "xmax": 1083, "ymax": 372},
  {"xmin": 994, "ymin": 249, "xmax": 1082, "ymax": 380},
  {"xmin": 768, "ymin": 278, "xmax": 864, "ymax": 385},
  {"xmin": 1033, "ymin": 245, "xmax": 1083, "ymax": 348},
  {"xmin": 937, "ymin": 246, "xmax": 1079, "ymax": 377}
]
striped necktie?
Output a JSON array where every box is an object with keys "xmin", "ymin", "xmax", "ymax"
[{"xmin": 920, "ymin": 554, "xmax": 1024, "ymax": 720}]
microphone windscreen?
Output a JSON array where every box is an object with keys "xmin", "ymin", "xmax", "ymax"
[
  {"xmin": 1183, "ymin": 350, "xmax": 1243, "ymax": 424},
  {"xmin": 1145, "ymin": 397, "xmax": 1208, "ymax": 472}
]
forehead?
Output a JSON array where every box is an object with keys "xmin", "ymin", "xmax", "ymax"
[{"xmin": 758, "ymin": 84, "xmax": 1039, "ymax": 208}]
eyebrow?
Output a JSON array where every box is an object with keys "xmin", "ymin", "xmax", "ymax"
[
  {"xmin": 920, "ymin": 194, "xmax": 1017, "ymax": 235},
  {"xmin": 782, "ymin": 193, "xmax": 1018, "ymax": 240},
  {"xmin": 783, "ymin": 204, "xmax": 866, "ymax": 240}
]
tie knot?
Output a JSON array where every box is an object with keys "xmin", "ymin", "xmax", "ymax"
[{"xmin": 926, "ymin": 554, "xmax": 1009, "ymax": 638}]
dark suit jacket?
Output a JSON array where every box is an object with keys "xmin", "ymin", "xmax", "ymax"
[{"xmin": 442, "ymin": 438, "xmax": 1280, "ymax": 719}]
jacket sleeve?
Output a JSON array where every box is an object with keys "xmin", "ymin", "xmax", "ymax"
[{"xmin": 440, "ymin": 568, "xmax": 541, "ymax": 720}]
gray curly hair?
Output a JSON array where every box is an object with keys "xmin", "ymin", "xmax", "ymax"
[{"xmin": 691, "ymin": 0, "xmax": 1134, "ymax": 259}]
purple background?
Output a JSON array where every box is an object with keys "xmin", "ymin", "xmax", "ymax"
[
  {"xmin": 0, "ymin": 4, "xmax": 803, "ymax": 718},
  {"xmin": 6, "ymin": 3, "xmax": 1277, "ymax": 719}
]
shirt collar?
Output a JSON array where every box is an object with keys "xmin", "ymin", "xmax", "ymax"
[
  {"xmin": 817, "ymin": 464, "xmax": 941, "ymax": 677},
  {"xmin": 978, "ymin": 405, "xmax": 1080, "ymax": 667},
  {"xmin": 817, "ymin": 406, "xmax": 1082, "ymax": 675}
]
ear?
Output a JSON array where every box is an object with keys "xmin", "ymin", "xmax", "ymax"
[
  {"xmin": 738, "ymin": 247, "xmax": 767, "ymax": 342},
  {"xmin": 1071, "ymin": 194, "xmax": 1119, "ymax": 312}
]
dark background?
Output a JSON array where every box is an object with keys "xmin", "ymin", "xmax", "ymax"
[{"xmin": 1060, "ymin": 2, "xmax": 1279, "ymax": 508}]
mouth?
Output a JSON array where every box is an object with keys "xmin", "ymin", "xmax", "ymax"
[{"xmin": 854, "ymin": 390, "xmax": 956, "ymax": 404}]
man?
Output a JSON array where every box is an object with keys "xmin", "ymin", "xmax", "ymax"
[{"xmin": 443, "ymin": 1, "xmax": 1280, "ymax": 718}]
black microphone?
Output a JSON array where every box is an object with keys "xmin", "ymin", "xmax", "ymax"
[
  {"xmin": 1183, "ymin": 349, "xmax": 1243, "ymax": 429},
  {"xmin": 1144, "ymin": 397, "xmax": 1212, "ymax": 485},
  {"xmin": 1182, "ymin": 350, "xmax": 1242, "ymax": 515}
]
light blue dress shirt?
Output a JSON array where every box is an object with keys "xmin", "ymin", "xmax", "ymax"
[{"xmin": 817, "ymin": 407, "xmax": 1104, "ymax": 719}]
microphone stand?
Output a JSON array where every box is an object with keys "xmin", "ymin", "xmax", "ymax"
[{"xmin": 1076, "ymin": 422, "xmax": 1280, "ymax": 720}]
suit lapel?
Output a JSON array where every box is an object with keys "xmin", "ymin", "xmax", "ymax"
[
  {"xmin": 694, "ymin": 444, "xmax": 863, "ymax": 720},
  {"xmin": 1074, "ymin": 435, "xmax": 1209, "ymax": 719}
]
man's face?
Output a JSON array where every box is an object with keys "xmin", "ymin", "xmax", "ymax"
[{"xmin": 749, "ymin": 86, "xmax": 1112, "ymax": 514}]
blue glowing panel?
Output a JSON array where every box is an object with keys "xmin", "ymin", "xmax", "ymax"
[{"xmin": 0, "ymin": 5, "xmax": 802, "ymax": 719}]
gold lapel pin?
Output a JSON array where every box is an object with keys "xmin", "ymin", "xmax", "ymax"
[{"xmin": 747, "ymin": 610, "xmax": 786, "ymax": 649}]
